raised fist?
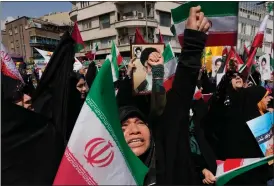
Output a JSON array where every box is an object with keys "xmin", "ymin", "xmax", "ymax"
[{"xmin": 186, "ymin": 5, "xmax": 211, "ymax": 33}]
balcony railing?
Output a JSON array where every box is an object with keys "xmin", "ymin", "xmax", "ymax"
[
  {"xmin": 30, "ymin": 40, "xmax": 59, "ymax": 45},
  {"xmin": 115, "ymin": 18, "xmax": 158, "ymax": 28}
]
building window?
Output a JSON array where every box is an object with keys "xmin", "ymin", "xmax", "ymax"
[
  {"xmin": 241, "ymin": 23, "xmax": 246, "ymax": 34},
  {"xmin": 251, "ymin": 25, "xmax": 256, "ymax": 36},
  {"xmin": 159, "ymin": 11, "xmax": 171, "ymax": 27},
  {"xmin": 10, "ymin": 42, "xmax": 14, "ymax": 49},
  {"xmin": 265, "ymin": 42, "xmax": 271, "ymax": 48},
  {"xmin": 16, "ymin": 40, "xmax": 19, "ymax": 48},
  {"xmin": 100, "ymin": 36, "xmax": 115, "ymax": 48},
  {"xmin": 9, "ymin": 29, "xmax": 12, "ymax": 36},
  {"xmin": 266, "ymin": 28, "xmax": 272, "ymax": 35},
  {"xmin": 85, "ymin": 41, "xmax": 92, "ymax": 50},
  {"xmin": 14, "ymin": 27, "xmax": 18, "ymax": 34},
  {"xmin": 80, "ymin": 1, "xmax": 90, "ymax": 8},
  {"xmin": 80, "ymin": 19, "xmax": 92, "ymax": 31},
  {"xmin": 99, "ymin": 14, "xmax": 110, "ymax": 29},
  {"xmin": 146, "ymin": 3, "xmax": 154, "ymax": 18}
]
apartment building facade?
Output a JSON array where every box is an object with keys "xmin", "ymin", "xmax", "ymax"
[
  {"xmin": 2, "ymin": 14, "xmax": 71, "ymax": 62},
  {"xmin": 237, "ymin": 2, "xmax": 273, "ymax": 56},
  {"xmin": 69, "ymin": 1, "xmax": 183, "ymax": 60},
  {"xmin": 70, "ymin": 2, "xmax": 273, "ymax": 62}
]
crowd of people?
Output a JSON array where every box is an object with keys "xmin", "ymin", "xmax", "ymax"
[{"xmin": 2, "ymin": 5, "xmax": 274, "ymax": 186}]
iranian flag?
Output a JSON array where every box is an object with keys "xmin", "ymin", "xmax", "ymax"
[
  {"xmin": 54, "ymin": 59, "xmax": 148, "ymax": 185},
  {"xmin": 171, "ymin": 2, "xmax": 238, "ymax": 47},
  {"xmin": 163, "ymin": 43, "xmax": 177, "ymax": 91},
  {"xmin": 108, "ymin": 41, "xmax": 122, "ymax": 82},
  {"xmin": 86, "ymin": 43, "xmax": 99, "ymax": 60},
  {"xmin": 215, "ymin": 155, "xmax": 274, "ymax": 186},
  {"xmin": 249, "ymin": 1, "xmax": 273, "ymax": 55},
  {"xmin": 111, "ymin": 41, "xmax": 123, "ymax": 66},
  {"xmin": 1, "ymin": 42, "xmax": 24, "ymax": 83},
  {"xmin": 248, "ymin": 14, "xmax": 269, "ymax": 58},
  {"xmin": 71, "ymin": 21, "xmax": 85, "ymax": 52}
]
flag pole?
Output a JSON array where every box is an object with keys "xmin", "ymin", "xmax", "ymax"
[
  {"xmin": 249, "ymin": 74, "xmax": 257, "ymax": 86},
  {"xmin": 145, "ymin": 1, "xmax": 148, "ymax": 41}
]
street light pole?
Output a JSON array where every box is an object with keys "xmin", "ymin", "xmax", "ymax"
[{"xmin": 145, "ymin": 1, "xmax": 148, "ymax": 41}]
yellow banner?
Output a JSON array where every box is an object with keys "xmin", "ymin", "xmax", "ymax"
[{"xmin": 201, "ymin": 46, "xmax": 224, "ymax": 72}]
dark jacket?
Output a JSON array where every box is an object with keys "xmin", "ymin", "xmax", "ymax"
[
  {"xmin": 191, "ymin": 99, "xmax": 217, "ymax": 178},
  {"xmin": 136, "ymin": 79, "xmax": 149, "ymax": 93},
  {"xmin": 152, "ymin": 29, "xmax": 207, "ymax": 185},
  {"xmin": 85, "ymin": 61, "xmax": 97, "ymax": 88},
  {"xmin": 204, "ymin": 76, "xmax": 270, "ymax": 184},
  {"xmin": 116, "ymin": 75, "xmax": 162, "ymax": 186},
  {"xmin": 116, "ymin": 76, "xmax": 151, "ymax": 116},
  {"xmin": 2, "ymin": 100, "xmax": 64, "ymax": 184}
]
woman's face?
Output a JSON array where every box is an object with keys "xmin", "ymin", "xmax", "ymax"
[
  {"xmin": 76, "ymin": 78, "xmax": 89, "ymax": 99},
  {"xmin": 231, "ymin": 73, "xmax": 243, "ymax": 90},
  {"xmin": 122, "ymin": 117, "xmax": 150, "ymax": 156}
]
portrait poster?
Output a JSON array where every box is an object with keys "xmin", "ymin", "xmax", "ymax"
[
  {"xmin": 259, "ymin": 54, "xmax": 271, "ymax": 81},
  {"xmin": 216, "ymin": 72, "xmax": 225, "ymax": 86},
  {"xmin": 211, "ymin": 56, "xmax": 223, "ymax": 77},
  {"xmin": 247, "ymin": 112, "xmax": 274, "ymax": 165},
  {"xmin": 131, "ymin": 44, "xmax": 165, "ymax": 95}
]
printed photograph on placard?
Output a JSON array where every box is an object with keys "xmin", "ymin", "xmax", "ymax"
[
  {"xmin": 259, "ymin": 54, "xmax": 271, "ymax": 81},
  {"xmin": 131, "ymin": 44, "xmax": 165, "ymax": 95},
  {"xmin": 211, "ymin": 56, "xmax": 223, "ymax": 78},
  {"xmin": 247, "ymin": 112, "xmax": 274, "ymax": 165}
]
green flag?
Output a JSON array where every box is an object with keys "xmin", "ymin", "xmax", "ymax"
[{"xmin": 54, "ymin": 59, "xmax": 148, "ymax": 185}]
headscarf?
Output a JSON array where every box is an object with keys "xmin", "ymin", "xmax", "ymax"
[
  {"xmin": 119, "ymin": 105, "xmax": 155, "ymax": 185},
  {"xmin": 243, "ymin": 86, "xmax": 268, "ymax": 121},
  {"xmin": 118, "ymin": 106, "xmax": 155, "ymax": 165},
  {"xmin": 85, "ymin": 61, "xmax": 97, "ymax": 88},
  {"xmin": 1, "ymin": 74, "xmax": 24, "ymax": 103},
  {"xmin": 2, "ymin": 95, "xmax": 64, "ymax": 184},
  {"xmin": 31, "ymin": 31, "xmax": 75, "ymax": 144},
  {"xmin": 65, "ymin": 71, "xmax": 86, "ymax": 142}
]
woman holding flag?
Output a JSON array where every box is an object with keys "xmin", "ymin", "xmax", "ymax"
[{"xmin": 118, "ymin": 5, "xmax": 214, "ymax": 185}]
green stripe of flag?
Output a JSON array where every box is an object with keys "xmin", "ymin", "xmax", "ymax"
[
  {"xmin": 171, "ymin": 2, "xmax": 238, "ymax": 24},
  {"xmin": 74, "ymin": 43, "xmax": 84, "ymax": 52},
  {"xmin": 216, "ymin": 155, "xmax": 274, "ymax": 186},
  {"xmin": 111, "ymin": 41, "xmax": 119, "ymax": 80},
  {"xmin": 85, "ymin": 59, "xmax": 148, "ymax": 185},
  {"xmin": 163, "ymin": 44, "xmax": 174, "ymax": 63},
  {"xmin": 170, "ymin": 24, "xmax": 176, "ymax": 36}
]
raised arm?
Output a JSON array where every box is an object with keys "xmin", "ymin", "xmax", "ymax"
[
  {"xmin": 116, "ymin": 59, "xmax": 135, "ymax": 107},
  {"xmin": 154, "ymin": 6, "xmax": 211, "ymax": 184},
  {"xmin": 162, "ymin": 7, "xmax": 208, "ymax": 128}
]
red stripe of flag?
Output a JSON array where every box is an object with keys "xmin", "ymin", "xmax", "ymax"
[{"xmin": 178, "ymin": 32, "xmax": 237, "ymax": 47}]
